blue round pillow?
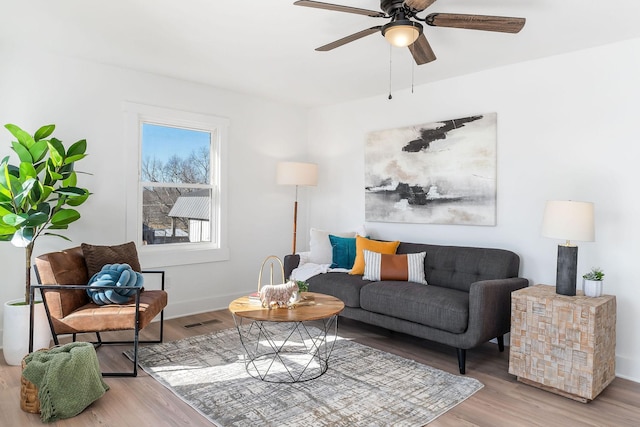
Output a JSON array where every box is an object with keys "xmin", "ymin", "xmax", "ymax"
[{"xmin": 86, "ymin": 263, "xmax": 144, "ymax": 305}]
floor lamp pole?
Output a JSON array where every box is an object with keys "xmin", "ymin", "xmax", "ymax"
[{"xmin": 291, "ymin": 185, "xmax": 299, "ymax": 254}]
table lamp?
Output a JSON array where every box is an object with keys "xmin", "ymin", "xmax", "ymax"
[
  {"xmin": 277, "ymin": 161, "xmax": 318, "ymax": 254},
  {"xmin": 541, "ymin": 200, "xmax": 595, "ymax": 296}
]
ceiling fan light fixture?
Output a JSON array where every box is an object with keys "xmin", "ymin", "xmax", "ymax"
[{"xmin": 382, "ymin": 20, "xmax": 422, "ymax": 47}]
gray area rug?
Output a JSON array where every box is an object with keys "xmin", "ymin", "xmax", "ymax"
[{"xmin": 127, "ymin": 325, "xmax": 483, "ymax": 426}]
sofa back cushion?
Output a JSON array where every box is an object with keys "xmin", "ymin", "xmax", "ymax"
[{"xmin": 397, "ymin": 242, "xmax": 520, "ymax": 292}]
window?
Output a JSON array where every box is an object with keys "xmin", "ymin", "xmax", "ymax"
[
  {"xmin": 141, "ymin": 124, "xmax": 213, "ymax": 245},
  {"xmin": 124, "ymin": 103, "xmax": 229, "ymax": 266}
]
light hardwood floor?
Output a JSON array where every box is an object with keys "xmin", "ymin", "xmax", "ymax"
[{"xmin": 2, "ymin": 309, "xmax": 639, "ymax": 426}]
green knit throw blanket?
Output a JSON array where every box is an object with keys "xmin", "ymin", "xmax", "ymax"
[{"xmin": 22, "ymin": 342, "xmax": 110, "ymax": 423}]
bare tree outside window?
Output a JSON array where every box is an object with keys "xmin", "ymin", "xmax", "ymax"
[{"xmin": 141, "ymin": 124, "xmax": 214, "ymax": 245}]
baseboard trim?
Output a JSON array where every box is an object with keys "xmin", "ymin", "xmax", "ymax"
[
  {"xmin": 615, "ymin": 355, "xmax": 640, "ymax": 383},
  {"xmin": 163, "ymin": 292, "xmax": 246, "ymax": 320}
]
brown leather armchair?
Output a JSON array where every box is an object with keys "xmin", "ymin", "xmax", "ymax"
[{"xmin": 29, "ymin": 246, "xmax": 167, "ymax": 376}]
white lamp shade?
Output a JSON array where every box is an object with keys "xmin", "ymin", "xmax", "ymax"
[
  {"xmin": 542, "ymin": 200, "xmax": 595, "ymax": 243},
  {"xmin": 276, "ymin": 161, "xmax": 318, "ymax": 186}
]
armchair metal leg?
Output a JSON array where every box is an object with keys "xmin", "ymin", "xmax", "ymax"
[
  {"xmin": 497, "ymin": 335, "xmax": 505, "ymax": 352},
  {"xmin": 101, "ymin": 330, "xmax": 139, "ymax": 377},
  {"xmin": 97, "ymin": 299, "xmax": 165, "ymax": 377}
]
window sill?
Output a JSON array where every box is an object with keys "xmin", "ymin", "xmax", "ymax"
[{"xmin": 138, "ymin": 246, "xmax": 230, "ymax": 268}]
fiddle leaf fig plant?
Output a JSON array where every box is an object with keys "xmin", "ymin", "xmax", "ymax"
[{"xmin": 0, "ymin": 123, "xmax": 90, "ymax": 304}]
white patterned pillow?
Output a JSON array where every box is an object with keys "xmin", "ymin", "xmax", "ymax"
[{"xmin": 362, "ymin": 250, "xmax": 428, "ymax": 285}]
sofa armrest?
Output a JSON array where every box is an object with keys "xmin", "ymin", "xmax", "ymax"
[
  {"xmin": 465, "ymin": 277, "xmax": 529, "ymax": 346},
  {"xmin": 284, "ymin": 254, "xmax": 300, "ymax": 280}
]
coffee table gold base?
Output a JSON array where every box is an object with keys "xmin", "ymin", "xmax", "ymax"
[{"xmin": 232, "ymin": 315, "xmax": 339, "ymax": 383}]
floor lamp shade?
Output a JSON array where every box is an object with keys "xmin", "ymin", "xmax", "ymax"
[
  {"xmin": 276, "ymin": 162, "xmax": 318, "ymax": 187},
  {"xmin": 277, "ymin": 162, "xmax": 318, "ymax": 255},
  {"xmin": 542, "ymin": 200, "xmax": 595, "ymax": 296}
]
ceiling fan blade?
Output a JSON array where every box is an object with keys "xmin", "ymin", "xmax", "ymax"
[
  {"xmin": 426, "ymin": 13, "xmax": 526, "ymax": 33},
  {"xmin": 404, "ymin": 0, "xmax": 437, "ymax": 13},
  {"xmin": 294, "ymin": 0, "xmax": 385, "ymax": 17},
  {"xmin": 316, "ymin": 26, "xmax": 382, "ymax": 51},
  {"xmin": 408, "ymin": 34, "xmax": 436, "ymax": 65}
]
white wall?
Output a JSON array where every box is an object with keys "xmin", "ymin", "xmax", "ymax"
[
  {"xmin": 306, "ymin": 38, "xmax": 640, "ymax": 382},
  {"xmin": 0, "ymin": 45, "xmax": 309, "ymax": 339},
  {"xmin": 3, "ymin": 36, "xmax": 637, "ymax": 382}
]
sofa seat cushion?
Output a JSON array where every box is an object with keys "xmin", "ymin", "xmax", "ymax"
[
  {"xmin": 307, "ymin": 272, "xmax": 372, "ymax": 308},
  {"xmin": 360, "ymin": 282, "xmax": 469, "ymax": 334}
]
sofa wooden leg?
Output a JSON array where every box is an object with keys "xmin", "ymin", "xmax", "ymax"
[
  {"xmin": 497, "ymin": 335, "xmax": 505, "ymax": 352},
  {"xmin": 456, "ymin": 348, "xmax": 466, "ymax": 374}
]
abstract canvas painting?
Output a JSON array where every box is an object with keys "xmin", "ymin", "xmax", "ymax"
[{"xmin": 365, "ymin": 113, "xmax": 497, "ymax": 225}]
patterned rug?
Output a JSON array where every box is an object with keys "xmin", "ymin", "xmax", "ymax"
[{"xmin": 127, "ymin": 325, "xmax": 483, "ymax": 426}]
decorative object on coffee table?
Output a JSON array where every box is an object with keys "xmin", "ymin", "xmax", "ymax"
[
  {"xmin": 509, "ymin": 284, "xmax": 616, "ymax": 402},
  {"xmin": 582, "ymin": 267, "xmax": 604, "ymax": 297},
  {"xmin": 276, "ymin": 161, "xmax": 318, "ymax": 254},
  {"xmin": 296, "ymin": 280, "xmax": 309, "ymax": 292},
  {"xmin": 542, "ymin": 200, "xmax": 595, "ymax": 296},
  {"xmin": 256, "ymin": 255, "xmax": 299, "ymax": 308}
]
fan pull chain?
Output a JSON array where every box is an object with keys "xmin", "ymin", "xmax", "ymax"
[
  {"xmin": 388, "ymin": 45, "xmax": 393, "ymax": 100},
  {"xmin": 411, "ymin": 54, "xmax": 415, "ymax": 94}
]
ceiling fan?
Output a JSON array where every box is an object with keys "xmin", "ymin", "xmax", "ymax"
[{"xmin": 294, "ymin": 0, "xmax": 526, "ymax": 65}]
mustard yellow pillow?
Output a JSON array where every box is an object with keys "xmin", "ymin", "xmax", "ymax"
[{"xmin": 350, "ymin": 235, "xmax": 400, "ymax": 275}]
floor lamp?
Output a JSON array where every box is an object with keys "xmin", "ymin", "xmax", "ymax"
[
  {"xmin": 277, "ymin": 161, "xmax": 318, "ymax": 254},
  {"xmin": 542, "ymin": 200, "xmax": 595, "ymax": 296}
]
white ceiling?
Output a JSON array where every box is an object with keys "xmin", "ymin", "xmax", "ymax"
[{"xmin": 2, "ymin": 1, "xmax": 640, "ymax": 108}]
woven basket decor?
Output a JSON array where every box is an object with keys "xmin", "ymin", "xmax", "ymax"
[{"xmin": 20, "ymin": 356, "xmax": 40, "ymax": 414}]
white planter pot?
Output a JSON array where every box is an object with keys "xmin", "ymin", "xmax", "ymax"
[
  {"xmin": 583, "ymin": 279, "xmax": 604, "ymax": 298},
  {"xmin": 2, "ymin": 299, "xmax": 52, "ymax": 365}
]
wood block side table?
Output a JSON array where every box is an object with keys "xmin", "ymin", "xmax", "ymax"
[{"xmin": 508, "ymin": 284, "xmax": 616, "ymax": 402}]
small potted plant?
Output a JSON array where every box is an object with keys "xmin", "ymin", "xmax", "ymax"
[
  {"xmin": 296, "ymin": 280, "xmax": 309, "ymax": 293},
  {"xmin": 582, "ymin": 267, "xmax": 604, "ymax": 297}
]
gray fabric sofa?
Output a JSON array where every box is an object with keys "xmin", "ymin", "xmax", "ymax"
[{"xmin": 285, "ymin": 241, "xmax": 528, "ymax": 374}]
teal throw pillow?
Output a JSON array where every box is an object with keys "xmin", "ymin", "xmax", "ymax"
[{"xmin": 329, "ymin": 235, "xmax": 357, "ymax": 269}]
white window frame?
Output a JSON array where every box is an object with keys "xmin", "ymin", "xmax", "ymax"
[{"xmin": 123, "ymin": 102, "xmax": 229, "ymax": 267}]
